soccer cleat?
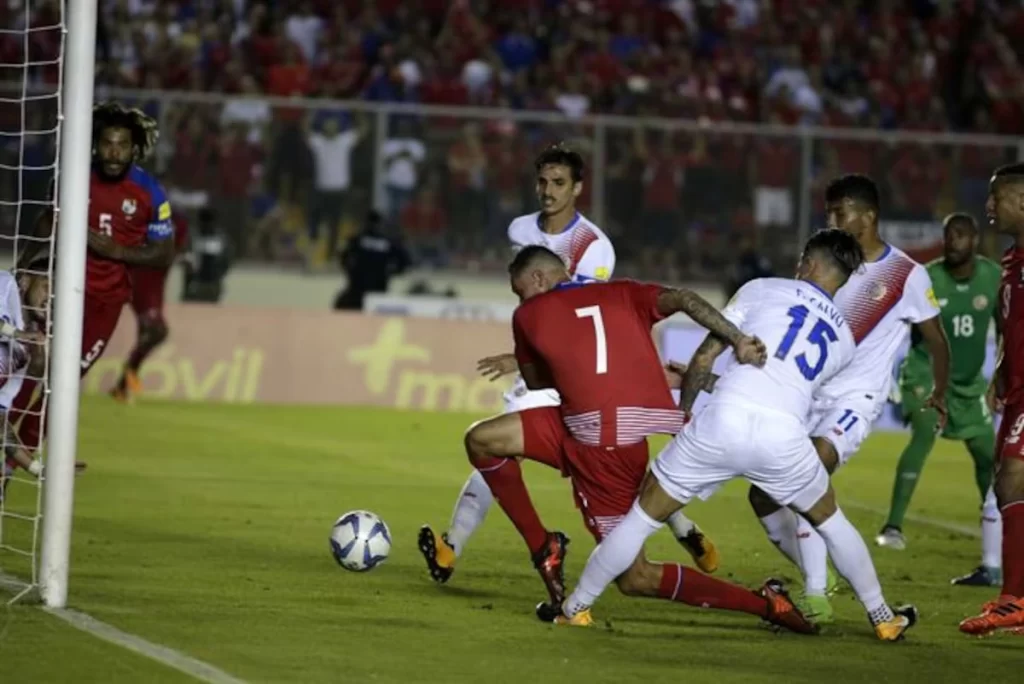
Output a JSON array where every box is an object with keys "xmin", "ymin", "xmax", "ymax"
[
  {"xmin": 417, "ymin": 525, "xmax": 456, "ymax": 584},
  {"xmin": 124, "ymin": 369, "xmax": 143, "ymax": 396},
  {"xmin": 959, "ymin": 596, "xmax": 1024, "ymax": 635},
  {"xmin": 109, "ymin": 385, "xmax": 132, "ymax": 404},
  {"xmin": 676, "ymin": 526, "xmax": 720, "ymax": 573},
  {"xmin": 531, "ymin": 531, "xmax": 570, "ymax": 606},
  {"xmin": 951, "ymin": 565, "xmax": 1002, "ymax": 587},
  {"xmin": 875, "ymin": 604, "xmax": 918, "ymax": 642},
  {"xmin": 796, "ymin": 593, "xmax": 835, "ymax": 625},
  {"xmin": 535, "ymin": 601, "xmax": 594, "ymax": 626},
  {"xmin": 760, "ymin": 579, "xmax": 819, "ymax": 635},
  {"xmin": 874, "ymin": 526, "xmax": 906, "ymax": 550}
]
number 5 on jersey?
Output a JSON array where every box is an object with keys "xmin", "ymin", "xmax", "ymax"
[
  {"xmin": 98, "ymin": 212, "xmax": 113, "ymax": 236},
  {"xmin": 774, "ymin": 304, "xmax": 838, "ymax": 381},
  {"xmin": 576, "ymin": 305, "xmax": 607, "ymax": 374}
]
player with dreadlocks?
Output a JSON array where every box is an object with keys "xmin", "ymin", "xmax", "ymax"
[{"xmin": 10, "ymin": 101, "xmax": 176, "ymax": 453}]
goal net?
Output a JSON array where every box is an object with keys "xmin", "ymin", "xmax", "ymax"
[{"xmin": 0, "ymin": 0, "xmax": 65, "ymax": 603}]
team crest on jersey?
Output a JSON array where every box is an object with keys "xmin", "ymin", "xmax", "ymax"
[
  {"xmin": 869, "ymin": 281, "xmax": 888, "ymax": 301},
  {"xmin": 122, "ymin": 198, "xmax": 137, "ymax": 216},
  {"xmin": 973, "ymin": 295, "xmax": 988, "ymax": 311}
]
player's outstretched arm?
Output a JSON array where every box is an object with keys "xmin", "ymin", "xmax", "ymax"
[
  {"xmin": 679, "ymin": 333, "xmax": 729, "ymax": 413},
  {"xmin": 656, "ymin": 288, "xmax": 766, "ymax": 366},
  {"xmin": 87, "ymin": 231, "xmax": 175, "ymax": 268},
  {"xmin": 915, "ymin": 316, "xmax": 951, "ymax": 426}
]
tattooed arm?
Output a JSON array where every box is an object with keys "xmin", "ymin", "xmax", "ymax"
[
  {"xmin": 679, "ymin": 333, "xmax": 730, "ymax": 413},
  {"xmin": 656, "ymin": 288, "xmax": 767, "ymax": 367}
]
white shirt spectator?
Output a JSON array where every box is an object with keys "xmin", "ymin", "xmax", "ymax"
[
  {"xmin": 285, "ymin": 11, "xmax": 323, "ymax": 62},
  {"xmin": 221, "ymin": 98, "xmax": 271, "ymax": 145},
  {"xmin": 382, "ymin": 138, "xmax": 426, "ymax": 191},
  {"xmin": 308, "ymin": 129, "xmax": 361, "ymax": 191},
  {"xmin": 555, "ymin": 93, "xmax": 590, "ymax": 119}
]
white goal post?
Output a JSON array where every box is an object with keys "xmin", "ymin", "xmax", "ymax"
[{"xmin": 39, "ymin": 0, "xmax": 97, "ymax": 608}]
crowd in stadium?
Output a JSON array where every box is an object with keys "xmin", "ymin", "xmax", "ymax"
[{"xmin": 4, "ymin": 0, "xmax": 1023, "ymax": 281}]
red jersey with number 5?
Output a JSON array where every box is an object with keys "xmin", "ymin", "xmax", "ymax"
[
  {"xmin": 87, "ymin": 165, "xmax": 174, "ymax": 304},
  {"xmin": 999, "ymin": 246, "xmax": 1024, "ymax": 407},
  {"xmin": 512, "ymin": 280, "xmax": 684, "ymax": 446}
]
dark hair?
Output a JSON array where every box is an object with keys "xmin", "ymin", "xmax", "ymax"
[
  {"xmin": 92, "ymin": 101, "xmax": 159, "ymax": 162},
  {"xmin": 804, "ymin": 229, "xmax": 865, "ymax": 278},
  {"xmin": 943, "ymin": 212, "xmax": 978, "ymax": 233},
  {"xmin": 534, "ymin": 143, "xmax": 584, "ymax": 182},
  {"xmin": 824, "ymin": 174, "xmax": 880, "ymax": 212},
  {"xmin": 993, "ymin": 163, "xmax": 1024, "ymax": 189},
  {"xmin": 508, "ymin": 245, "xmax": 566, "ymax": 278}
]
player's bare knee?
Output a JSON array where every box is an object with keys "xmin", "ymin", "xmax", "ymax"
[
  {"xmin": 995, "ymin": 460, "xmax": 1024, "ymax": 506},
  {"xmin": 799, "ymin": 489, "xmax": 837, "ymax": 528},
  {"xmin": 748, "ymin": 485, "xmax": 780, "ymax": 517}
]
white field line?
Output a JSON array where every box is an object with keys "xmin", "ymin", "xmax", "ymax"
[{"xmin": 0, "ymin": 569, "xmax": 247, "ymax": 684}]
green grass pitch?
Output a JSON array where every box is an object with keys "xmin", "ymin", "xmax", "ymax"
[{"xmin": 1, "ymin": 398, "xmax": 1020, "ymax": 683}]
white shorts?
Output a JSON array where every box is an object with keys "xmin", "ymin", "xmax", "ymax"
[
  {"xmin": 809, "ymin": 406, "xmax": 874, "ymax": 468},
  {"xmin": 503, "ymin": 375, "xmax": 560, "ymax": 413},
  {"xmin": 651, "ymin": 400, "xmax": 829, "ymax": 513}
]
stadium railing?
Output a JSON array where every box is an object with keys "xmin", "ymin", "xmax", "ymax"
[{"xmin": 3, "ymin": 84, "xmax": 1021, "ymax": 280}]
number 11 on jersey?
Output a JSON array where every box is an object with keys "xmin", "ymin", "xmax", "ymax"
[{"xmin": 576, "ymin": 305, "xmax": 608, "ymax": 374}]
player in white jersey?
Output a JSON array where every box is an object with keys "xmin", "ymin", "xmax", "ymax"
[
  {"xmin": 418, "ymin": 144, "xmax": 716, "ymax": 589},
  {"xmin": 554, "ymin": 230, "xmax": 919, "ymax": 641},
  {"xmin": 748, "ymin": 174, "xmax": 951, "ymax": 624},
  {"xmin": 0, "ymin": 259, "xmax": 57, "ymax": 501}
]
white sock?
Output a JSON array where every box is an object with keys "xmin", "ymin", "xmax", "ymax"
[
  {"xmin": 758, "ymin": 508, "xmax": 802, "ymax": 568},
  {"xmin": 445, "ymin": 470, "xmax": 494, "ymax": 557},
  {"xmin": 564, "ymin": 501, "xmax": 663, "ymax": 616},
  {"xmin": 666, "ymin": 510, "xmax": 696, "ymax": 538},
  {"xmin": 981, "ymin": 487, "xmax": 1003, "ymax": 571},
  {"xmin": 815, "ymin": 509, "xmax": 890, "ymax": 621},
  {"xmin": 796, "ymin": 515, "xmax": 829, "ymax": 596}
]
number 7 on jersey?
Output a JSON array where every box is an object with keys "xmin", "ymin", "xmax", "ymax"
[{"xmin": 576, "ymin": 306, "xmax": 608, "ymax": 374}]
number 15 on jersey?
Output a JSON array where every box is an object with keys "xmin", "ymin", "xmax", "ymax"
[{"xmin": 774, "ymin": 304, "xmax": 838, "ymax": 381}]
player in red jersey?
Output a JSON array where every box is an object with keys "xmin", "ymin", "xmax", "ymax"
[
  {"xmin": 11, "ymin": 102, "xmax": 176, "ymax": 452},
  {"xmin": 961, "ymin": 163, "xmax": 1024, "ymax": 635},
  {"xmin": 463, "ymin": 246, "xmax": 814, "ymax": 633},
  {"xmin": 110, "ymin": 212, "xmax": 189, "ymax": 403}
]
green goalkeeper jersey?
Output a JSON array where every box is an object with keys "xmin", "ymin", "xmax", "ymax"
[{"xmin": 900, "ymin": 255, "xmax": 1001, "ymax": 398}]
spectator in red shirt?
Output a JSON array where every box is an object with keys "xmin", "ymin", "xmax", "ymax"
[
  {"xmin": 266, "ymin": 41, "xmax": 313, "ymax": 208},
  {"xmin": 216, "ymin": 124, "xmax": 260, "ymax": 257},
  {"xmin": 400, "ymin": 178, "xmax": 449, "ymax": 267}
]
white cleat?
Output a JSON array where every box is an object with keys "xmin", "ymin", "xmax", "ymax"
[{"xmin": 874, "ymin": 526, "xmax": 906, "ymax": 550}]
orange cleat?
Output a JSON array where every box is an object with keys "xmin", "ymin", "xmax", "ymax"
[
  {"xmin": 760, "ymin": 579, "xmax": 819, "ymax": 635},
  {"xmin": 124, "ymin": 369, "xmax": 143, "ymax": 396},
  {"xmin": 960, "ymin": 596, "xmax": 1024, "ymax": 636},
  {"xmin": 109, "ymin": 385, "xmax": 131, "ymax": 404}
]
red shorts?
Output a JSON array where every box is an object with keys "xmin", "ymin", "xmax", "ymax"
[
  {"xmin": 521, "ymin": 407, "xmax": 649, "ymax": 542},
  {"xmin": 997, "ymin": 402, "xmax": 1024, "ymax": 463},
  {"xmin": 131, "ymin": 267, "xmax": 169, "ymax": 319}
]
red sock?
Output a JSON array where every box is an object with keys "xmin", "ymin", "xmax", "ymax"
[
  {"xmin": 475, "ymin": 456, "xmax": 548, "ymax": 555},
  {"xmin": 658, "ymin": 563, "xmax": 767, "ymax": 618},
  {"xmin": 1001, "ymin": 502, "xmax": 1024, "ymax": 598}
]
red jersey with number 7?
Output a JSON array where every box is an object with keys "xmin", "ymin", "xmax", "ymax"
[
  {"xmin": 87, "ymin": 165, "xmax": 174, "ymax": 304},
  {"xmin": 512, "ymin": 280, "xmax": 684, "ymax": 447}
]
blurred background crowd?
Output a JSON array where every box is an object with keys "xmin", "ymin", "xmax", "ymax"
[{"xmin": 2, "ymin": 0, "xmax": 1022, "ymax": 284}]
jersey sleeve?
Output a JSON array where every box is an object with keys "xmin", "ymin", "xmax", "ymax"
[
  {"xmin": 902, "ymin": 264, "xmax": 940, "ymax": 324},
  {"xmin": 507, "ymin": 219, "xmax": 528, "ymax": 253},
  {"xmin": 146, "ymin": 179, "xmax": 174, "ymax": 242},
  {"xmin": 721, "ymin": 280, "xmax": 762, "ymax": 328},
  {"xmin": 573, "ymin": 239, "xmax": 616, "ymax": 282},
  {"xmin": 512, "ymin": 308, "xmax": 539, "ymax": 368},
  {"xmin": 622, "ymin": 281, "xmax": 667, "ymax": 328}
]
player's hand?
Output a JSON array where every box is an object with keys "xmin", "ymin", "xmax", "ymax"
[
  {"xmin": 733, "ymin": 335, "xmax": 767, "ymax": 367},
  {"xmin": 87, "ymin": 231, "xmax": 124, "ymax": 260},
  {"xmin": 923, "ymin": 392, "xmax": 949, "ymax": 431},
  {"xmin": 986, "ymin": 381, "xmax": 1005, "ymax": 415},
  {"xmin": 477, "ymin": 353, "xmax": 518, "ymax": 381}
]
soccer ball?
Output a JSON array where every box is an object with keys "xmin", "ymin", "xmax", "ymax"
[{"xmin": 330, "ymin": 510, "xmax": 392, "ymax": 572}]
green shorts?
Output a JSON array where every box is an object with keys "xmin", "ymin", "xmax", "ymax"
[{"xmin": 899, "ymin": 383, "xmax": 993, "ymax": 441}]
